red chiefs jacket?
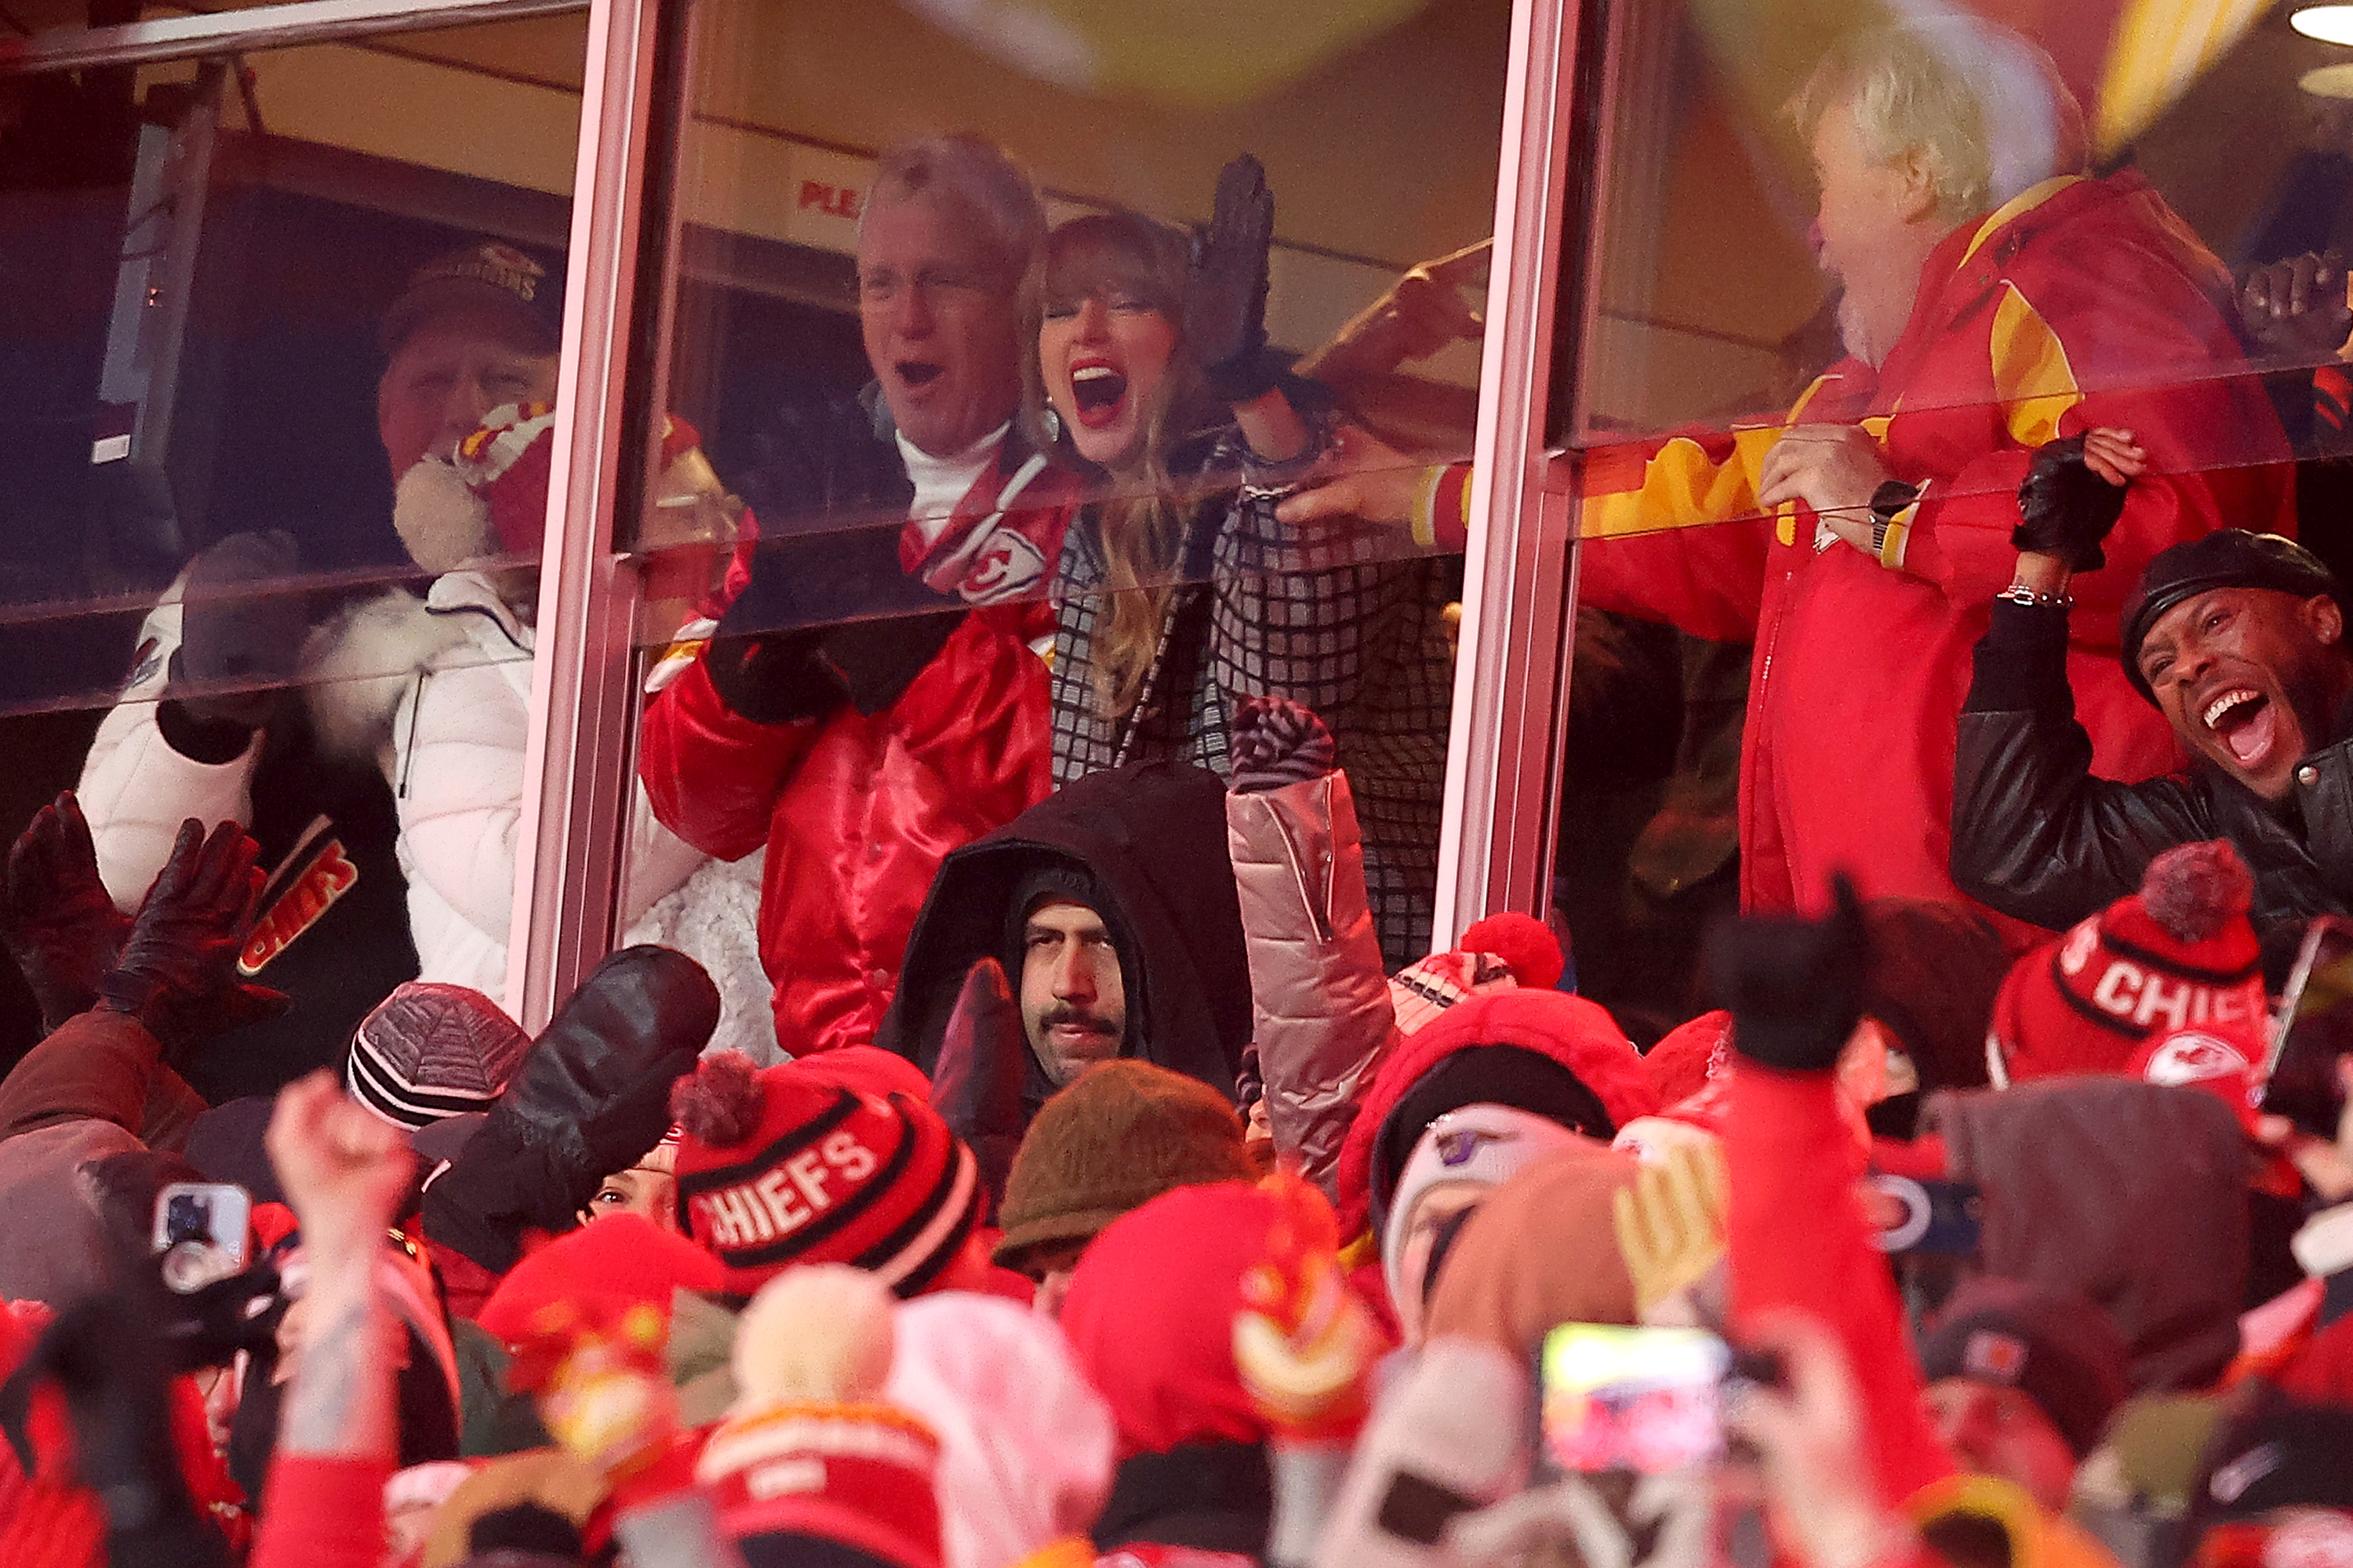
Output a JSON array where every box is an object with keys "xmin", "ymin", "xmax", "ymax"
[
  {"xmin": 639, "ymin": 432, "xmax": 1068, "ymax": 1057},
  {"xmin": 1576, "ymin": 171, "xmax": 2293, "ymax": 920}
]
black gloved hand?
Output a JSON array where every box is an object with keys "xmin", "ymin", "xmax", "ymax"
[
  {"xmin": 930, "ymin": 959, "xmax": 1028, "ymax": 1218},
  {"xmin": 0, "ymin": 1297, "xmax": 234, "ymax": 1568},
  {"xmin": 1704, "ymin": 873, "xmax": 1868, "ymax": 1075},
  {"xmin": 97, "ymin": 819, "xmax": 289, "ymax": 1057},
  {"xmin": 1228, "ymin": 696, "xmax": 1337, "ymax": 793},
  {"xmin": 1185, "ymin": 154, "xmax": 1278, "ymax": 405},
  {"xmin": 427, "ymin": 946, "xmax": 718, "ymax": 1272},
  {"xmin": 173, "ymin": 530, "xmax": 307, "ymax": 729},
  {"xmin": 2013, "ymin": 434, "xmax": 2127, "ymax": 573},
  {"xmin": 0, "ymin": 791, "xmax": 133, "ymax": 1032}
]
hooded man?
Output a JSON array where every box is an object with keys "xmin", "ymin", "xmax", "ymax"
[{"xmin": 876, "ymin": 760, "xmax": 1251, "ymax": 1125}]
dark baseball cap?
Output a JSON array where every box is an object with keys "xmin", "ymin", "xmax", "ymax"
[
  {"xmin": 1918, "ymin": 1277, "xmax": 2129, "ymax": 1457},
  {"xmin": 380, "ymin": 239, "xmax": 563, "ymax": 356},
  {"xmin": 2120, "ymin": 530, "xmax": 2346, "ymax": 704}
]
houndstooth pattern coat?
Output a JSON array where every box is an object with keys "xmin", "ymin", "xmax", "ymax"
[{"xmin": 1048, "ymin": 425, "xmax": 1454, "ymax": 968}]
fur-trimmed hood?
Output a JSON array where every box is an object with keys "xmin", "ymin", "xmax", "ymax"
[{"xmin": 299, "ymin": 584, "xmax": 478, "ymax": 760}]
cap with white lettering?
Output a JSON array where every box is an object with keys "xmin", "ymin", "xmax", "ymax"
[{"xmin": 668, "ymin": 1050, "xmax": 978, "ymax": 1300}]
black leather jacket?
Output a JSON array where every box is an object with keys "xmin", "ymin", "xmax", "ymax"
[{"xmin": 1951, "ymin": 598, "xmax": 2353, "ymax": 977}]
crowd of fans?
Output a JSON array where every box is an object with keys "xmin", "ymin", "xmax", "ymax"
[{"xmin": 14, "ymin": 10, "xmax": 2353, "ymax": 1568}]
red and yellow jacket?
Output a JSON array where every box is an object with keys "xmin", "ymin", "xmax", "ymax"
[{"xmin": 1560, "ymin": 171, "xmax": 2293, "ymax": 920}]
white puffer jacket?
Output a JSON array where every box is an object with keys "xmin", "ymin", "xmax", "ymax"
[
  {"xmin": 80, "ymin": 588, "xmax": 261, "ymax": 911},
  {"xmin": 306, "ymin": 573, "xmax": 779, "ymax": 1060}
]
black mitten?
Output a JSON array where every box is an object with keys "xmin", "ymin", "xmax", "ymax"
[
  {"xmin": 2014, "ymin": 434, "xmax": 2128, "ymax": 573},
  {"xmin": 817, "ymin": 609, "xmax": 963, "ymax": 717},
  {"xmin": 97, "ymin": 818, "xmax": 289, "ymax": 1057},
  {"xmin": 930, "ymin": 959, "xmax": 1029, "ymax": 1217},
  {"xmin": 427, "ymin": 947, "xmax": 718, "ymax": 1271},
  {"xmin": 0, "ymin": 792, "xmax": 133, "ymax": 1032},
  {"xmin": 1228, "ymin": 696, "xmax": 1337, "ymax": 793},
  {"xmin": 1704, "ymin": 874, "xmax": 1868, "ymax": 1074},
  {"xmin": 701, "ymin": 629, "xmax": 844, "ymax": 726},
  {"xmin": 1184, "ymin": 155, "xmax": 1278, "ymax": 405}
]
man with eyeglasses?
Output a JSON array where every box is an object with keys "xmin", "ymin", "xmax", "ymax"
[{"xmin": 640, "ymin": 133, "xmax": 1076, "ymax": 1060}]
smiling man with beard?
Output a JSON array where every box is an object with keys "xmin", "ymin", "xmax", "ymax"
[
  {"xmin": 1293, "ymin": 18, "xmax": 2297, "ymax": 932},
  {"xmin": 1954, "ymin": 431, "xmax": 2353, "ymax": 975}
]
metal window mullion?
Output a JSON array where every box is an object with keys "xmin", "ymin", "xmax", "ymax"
[
  {"xmin": 0, "ymin": 0, "xmax": 588, "ymax": 77},
  {"xmin": 1431, "ymin": 0, "xmax": 1585, "ymax": 948},
  {"xmin": 500, "ymin": 0, "xmax": 659, "ymax": 1030}
]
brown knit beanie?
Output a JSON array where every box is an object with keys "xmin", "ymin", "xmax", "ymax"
[{"xmin": 993, "ymin": 1060, "xmax": 1254, "ymax": 1271}]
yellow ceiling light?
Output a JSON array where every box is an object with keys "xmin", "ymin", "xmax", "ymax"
[{"xmin": 2293, "ymin": 5, "xmax": 2353, "ymax": 45}]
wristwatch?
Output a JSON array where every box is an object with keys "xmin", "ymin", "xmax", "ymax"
[{"xmin": 1867, "ymin": 480, "xmax": 1919, "ymax": 557}]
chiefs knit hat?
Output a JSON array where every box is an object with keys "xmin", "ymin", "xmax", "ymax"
[
  {"xmin": 670, "ymin": 1051, "xmax": 980, "ymax": 1300},
  {"xmin": 2122, "ymin": 531, "xmax": 2346, "ymax": 704},
  {"xmin": 993, "ymin": 1059, "xmax": 1254, "ymax": 1272},
  {"xmin": 381, "ymin": 238, "xmax": 562, "ymax": 355},
  {"xmin": 347, "ymin": 981, "xmax": 534, "ymax": 1131},
  {"xmin": 700, "ymin": 1266, "xmax": 944, "ymax": 1568},
  {"xmin": 1918, "ymin": 1277, "xmax": 2131, "ymax": 1457},
  {"xmin": 1988, "ymin": 841, "xmax": 2265, "ymax": 1088}
]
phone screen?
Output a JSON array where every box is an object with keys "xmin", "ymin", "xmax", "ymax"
[
  {"xmin": 2266, "ymin": 917, "xmax": 2353, "ymax": 1140},
  {"xmin": 1538, "ymin": 1323, "xmax": 1729, "ymax": 1475},
  {"xmin": 151, "ymin": 1181, "xmax": 253, "ymax": 1293}
]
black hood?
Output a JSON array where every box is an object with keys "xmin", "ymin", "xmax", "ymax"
[{"xmin": 877, "ymin": 761, "xmax": 1250, "ymax": 1104}]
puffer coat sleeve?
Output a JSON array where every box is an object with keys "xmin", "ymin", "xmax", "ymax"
[{"xmin": 1225, "ymin": 766, "xmax": 1398, "ymax": 1195}]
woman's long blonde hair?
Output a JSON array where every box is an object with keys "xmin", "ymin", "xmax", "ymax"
[{"xmin": 1022, "ymin": 211, "xmax": 1220, "ymax": 720}]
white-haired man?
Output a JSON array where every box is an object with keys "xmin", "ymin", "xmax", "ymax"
[
  {"xmin": 1289, "ymin": 18, "xmax": 2293, "ymax": 928},
  {"xmin": 640, "ymin": 133, "xmax": 1076, "ymax": 1057}
]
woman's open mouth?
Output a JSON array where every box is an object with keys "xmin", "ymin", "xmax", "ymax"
[
  {"xmin": 2202, "ymin": 686, "xmax": 2279, "ymax": 769},
  {"xmin": 1069, "ymin": 359, "xmax": 1129, "ymax": 431}
]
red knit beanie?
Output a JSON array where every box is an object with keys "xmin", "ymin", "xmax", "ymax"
[
  {"xmin": 475, "ymin": 1212, "xmax": 726, "ymax": 1344},
  {"xmin": 1988, "ymin": 841, "xmax": 2265, "ymax": 1087},
  {"xmin": 669, "ymin": 1051, "xmax": 979, "ymax": 1299}
]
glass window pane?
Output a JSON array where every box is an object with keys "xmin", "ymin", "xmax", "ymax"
[
  {"xmin": 0, "ymin": 12, "xmax": 584, "ymax": 1098},
  {"xmin": 624, "ymin": 0, "xmax": 1511, "ymax": 1074},
  {"xmin": 1551, "ymin": 0, "xmax": 2344, "ymax": 1058}
]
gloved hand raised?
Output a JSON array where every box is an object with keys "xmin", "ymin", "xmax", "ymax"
[
  {"xmin": 1704, "ymin": 873, "xmax": 1867, "ymax": 1075},
  {"xmin": 426, "ymin": 946, "xmax": 719, "ymax": 1273},
  {"xmin": 2012, "ymin": 429, "xmax": 2146, "ymax": 573},
  {"xmin": 931, "ymin": 958, "xmax": 1027, "ymax": 1217},
  {"xmin": 1229, "ymin": 696, "xmax": 1337, "ymax": 793},
  {"xmin": 97, "ymin": 818, "xmax": 288, "ymax": 1057},
  {"xmin": 0, "ymin": 791, "xmax": 133, "ymax": 1032},
  {"xmin": 1185, "ymin": 154, "xmax": 1278, "ymax": 405}
]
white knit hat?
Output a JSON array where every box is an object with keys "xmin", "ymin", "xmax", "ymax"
[{"xmin": 1380, "ymin": 1103, "xmax": 1588, "ymax": 1315}]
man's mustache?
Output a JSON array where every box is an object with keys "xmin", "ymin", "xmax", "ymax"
[{"xmin": 1039, "ymin": 1005, "xmax": 1118, "ymax": 1038}]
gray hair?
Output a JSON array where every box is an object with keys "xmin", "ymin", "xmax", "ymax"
[
  {"xmin": 1789, "ymin": 16, "xmax": 2088, "ymax": 227},
  {"xmin": 861, "ymin": 133, "xmax": 1047, "ymax": 287}
]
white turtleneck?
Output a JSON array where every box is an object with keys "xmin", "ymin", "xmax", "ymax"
[{"xmin": 898, "ymin": 421, "xmax": 1009, "ymax": 550}]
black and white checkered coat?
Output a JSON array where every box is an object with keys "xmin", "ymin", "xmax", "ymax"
[{"xmin": 1047, "ymin": 424, "xmax": 1455, "ymax": 967}]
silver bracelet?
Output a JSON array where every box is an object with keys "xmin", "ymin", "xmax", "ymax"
[{"xmin": 1995, "ymin": 583, "xmax": 2073, "ymax": 609}]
